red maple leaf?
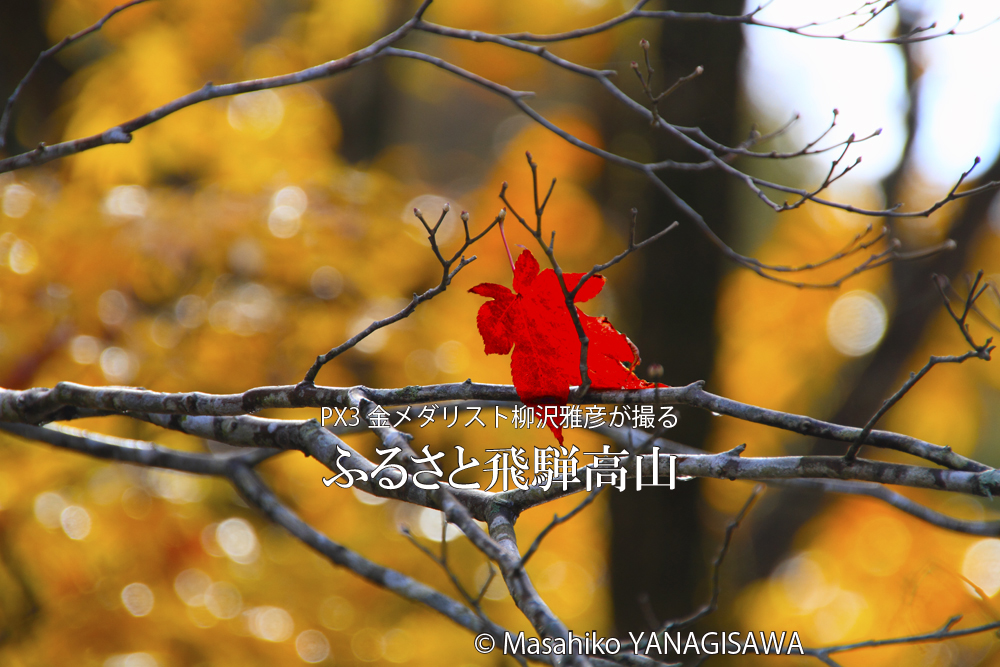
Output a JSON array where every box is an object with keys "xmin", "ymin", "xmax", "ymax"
[{"xmin": 470, "ymin": 249, "xmax": 656, "ymax": 442}]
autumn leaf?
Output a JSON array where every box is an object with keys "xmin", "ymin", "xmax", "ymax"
[{"xmin": 470, "ymin": 249, "xmax": 655, "ymax": 441}]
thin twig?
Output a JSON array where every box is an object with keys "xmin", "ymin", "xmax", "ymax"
[
  {"xmin": 400, "ymin": 527, "xmax": 487, "ymax": 616},
  {"xmin": 624, "ymin": 485, "xmax": 762, "ymax": 653},
  {"xmin": 845, "ymin": 272, "xmax": 995, "ymax": 460},
  {"xmin": 662, "ymin": 485, "xmax": 763, "ymax": 631},
  {"xmin": 519, "ymin": 487, "xmax": 604, "ymax": 569},
  {"xmin": 300, "ymin": 207, "xmax": 503, "ymax": 384},
  {"xmin": 499, "ymin": 159, "xmax": 677, "ymax": 398},
  {"xmin": 803, "ymin": 617, "xmax": 1000, "ymax": 664}
]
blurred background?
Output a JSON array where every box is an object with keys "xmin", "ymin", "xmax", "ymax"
[{"xmin": 1, "ymin": 0, "xmax": 1000, "ymax": 665}]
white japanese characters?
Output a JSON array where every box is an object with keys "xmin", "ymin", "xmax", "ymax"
[
  {"xmin": 322, "ymin": 444, "xmax": 677, "ymax": 493},
  {"xmin": 320, "ymin": 403, "xmax": 680, "ymax": 492},
  {"xmin": 320, "ymin": 404, "xmax": 678, "ymax": 431}
]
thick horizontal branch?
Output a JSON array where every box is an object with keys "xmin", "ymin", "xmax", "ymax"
[
  {"xmin": 122, "ymin": 407, "xmax": 1000, "ymax": 505},
  {"xmin": 0, "ymin": 422, "xmax": 275, "ymax": 473},
  {"xmin": 498, "ymin": 447, "xmax": 1000, "ymax": 510},
  {"xmin": 7, "ymin": 407, "xmax": 994, "ymax": 665},
  {"xmin": 1, "ymin": 380, "xmax": 983, "ymax": 472},
  {"xmin": 598, "ymin": 427, "xmax": 1000, "ymax": 536},
  {"xmin": 6, "ymin": 407, "xmax": 1000, "ymax": 541}
]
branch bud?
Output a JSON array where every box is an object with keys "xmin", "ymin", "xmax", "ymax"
[
  {"xmin": 442, "ymin": 202, "xmax": 450, "ymax": 213},
  {"xmin": 498, "ymin": 208, "xmax": 507, "ymax": 221},
  {"xmin": 461, "ymin": 211, "xmax": 469, "ymax": 223},
  {"xmin": 647, "ymin": 363, "xmax": 664, "ymax": 379}
]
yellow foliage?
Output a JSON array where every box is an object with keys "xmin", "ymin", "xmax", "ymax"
[{"xmin": 0, "ymin": 1, "xmax": 628, "ymax": 664}]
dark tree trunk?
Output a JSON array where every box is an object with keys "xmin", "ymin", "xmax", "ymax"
[{"xmin": 598, "ymin": 0, "xmax": 746, "ymax": 632}]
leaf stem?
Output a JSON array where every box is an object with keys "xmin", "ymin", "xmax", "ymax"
[{"xmin": 498, "ymin": 212, "xmax": 516, "ymax": 275}]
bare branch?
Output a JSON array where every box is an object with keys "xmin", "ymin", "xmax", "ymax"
[
  {"xmin": 0, "ymin": 0, "xmax": 157, "ymax": 150},
  {"xmin": 497, "ymin": 1, "xmax": 976, "ymax": 45},
  {"xmin": 519, "ymin": 487, "xmax": 604, "ymax": 569},
  {"xmin": 623, "ymin": 485, "xmax": 761, "ymax": 654},
  {"xmin": 0, "ymin": 1, "xmax": 430, "ymax": 174},
  {"xmin": 600, "ymin": 426, "xmax": 1000, "ymax": 537},
  {"xmin": 492, "ymin": 446, "xmax": 1000, "ymax": 508},
  {"xmin": 0, "ymin": 421, "xmax": 274, "ymax": 474},
  {"xmin": 301, "ymin": 208, "xmax": 502, "ymax": 384},
  {"xmin": 660, "ymin": 485, "xmax": 762, "ymax": 632},
  {"xmin": 380, "ymin": 48, "xmax": 534, "ymax": 99},
  {"xmin": 803, "ymin": 617, "xmax": 1000, "ymax": 664},
  {"xmin": 345, "ymin": 393, "xmax": 599, "ymax": 667},
  {"xmin": 845, "ymin": 272, "xmax": 995, "ymax": 460},
  {"xmin": 400, "ymin": 526, "xmax": 488, "ymax": 618},
  {"xmin": 773, "ymin": 478, "xmax": 1000, "ymax": 536},
  {"xmin": 3, "ymin": 377, "xmax": 988, "ymax": 473},
  {"xmin": 227, "ymin": 463, "xmax": 519, "ymax": 651}
]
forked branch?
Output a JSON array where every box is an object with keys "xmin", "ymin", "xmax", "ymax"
[{"xmin": 845, "ymin": 271, "xmax": 995, "ymax": 460}]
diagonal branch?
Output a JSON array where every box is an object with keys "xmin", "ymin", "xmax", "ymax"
[
  {"xmin": 344, "ymin": 391, "xmax": 598, "ymax": 666},
  {"xmin": 803, "ymin": 616, "xmax": 1000, "ymax": 665},
  {"xmin": 0, "ymin": 421, "xmax": 546, "ymax": 665},
  {"xmin": 660, "ymin": 485, "xmax": 762, "ymax": 632},
  {"xmin": 301, "ymin": 207, "xmax": 502, "ymax": 385},
  {"xmin": 227, "ymin": 463, "xmax": 526, "ymax": 658},
  {"xmin": 0, "ymin": 0, "xmax": 434, "ymax": 174},
  {"xmin": 0, "ymin": 0, "xmax": 157, "ymax": 150},
  {"xmin": 519, "ymin": 487, "xmax": 604, "ymax": 569}
]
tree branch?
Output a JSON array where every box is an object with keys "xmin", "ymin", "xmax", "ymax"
[
  {"xmin": 2, "ymin": 378, "xmax": 988, "ymax": 473},
  {"xmin": 0, "ymin": 0, "xmax": 157, "ymax": 150}
]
